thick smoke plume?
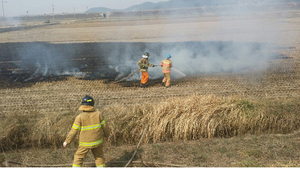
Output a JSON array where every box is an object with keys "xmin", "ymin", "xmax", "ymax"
[{"xmin": 110, "ymin": 41, "xmax": 279, "ymax": 81}]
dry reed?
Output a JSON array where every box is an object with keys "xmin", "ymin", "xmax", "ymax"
[
  {"xmin": 1, "ymin": 94, "xmax": 300, "ymax": 150},
  {"xmin": 107, "ymin": 94, "xmax": 300, "ymax": 145}
]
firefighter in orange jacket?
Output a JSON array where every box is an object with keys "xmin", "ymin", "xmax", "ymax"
[
  {"xmin": 63, "ymin": 95, "xmax": 110, "ymax": 167},
  {"xmin": 138, "ymin": 52, "xmax": 154, "ymax": 87},
  {"xmin": 161, "ymin": 54, "xmax": 173, "ymax": 88}
]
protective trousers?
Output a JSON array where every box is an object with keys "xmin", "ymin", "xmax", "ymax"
[
  {"xmin": 140, "ymin": 71, "xmax": 149, "ymax": 85},
  {"xmin": 73, "ymin": 145, "xmax": 105, "ymax": 167},
  {"xmin": 162, "ymin": 73, "xmax": 171, "ymax": 87}
]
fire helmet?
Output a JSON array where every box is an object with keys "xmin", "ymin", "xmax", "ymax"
[
  {"xmin": 81, "ymin": 95, "xmax": 95, "ymax": 106},
  {"xmin": 142, "ymin": 52, "xmax": 150, "ymax": 59},
  {"xmin": 166, "ymin": 54, "xmax": 172, "ymax": 59},
  {"xmin": 144, "ymin": 52, "xmax": 150, "ymax": 57}
]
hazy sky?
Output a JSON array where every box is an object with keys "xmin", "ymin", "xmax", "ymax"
[{"xmin": 2, "ymin": 0, "xmax": 168, "ymax": 17}]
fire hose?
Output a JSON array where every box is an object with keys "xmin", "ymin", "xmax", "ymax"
[
  {"xmin": 113, "ymin": 69, "xmax": 140, "ymax": 83},
  {"xmin": 114, "ymin": 65, "xmax": 186, "ymax": 83}
]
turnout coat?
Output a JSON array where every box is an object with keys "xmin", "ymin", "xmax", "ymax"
[
  {"xmin": 161, "ymin": 59, "xmax": 173, "ymax": 73},
  {"xmin": 65, "ymin": 105, "xmax": 110, "ymax": 148},
  {"xmin": 138, "ymin": 58, "xmax": 153, "ymax": 72}
]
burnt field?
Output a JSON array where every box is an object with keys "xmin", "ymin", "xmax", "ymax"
[{"xmin": 0, "ymin": 41, "xmax": 295, "ymax": 83}]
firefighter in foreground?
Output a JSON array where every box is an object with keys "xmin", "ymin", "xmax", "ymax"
[
  {"xmin": 63, "ymin": 95, "xmax": 110, "ymax": 167},
  {"xmin": 161, "ymin": 54, "xmax": 173, "ymax": 88},
  {"xmin": 138, "ymin": 52, "xmax": 154, "ymax": 87}
]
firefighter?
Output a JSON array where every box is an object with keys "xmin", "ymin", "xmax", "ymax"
[
  {"xmin": 161, "ymin": 54, "xmax": 173, "ymax": 88},
  {"xmin": 63, "ymin": 95, "xmax": 110, "ymax": 167},
  {"xmin": 138, "ymin": 52, "xmax": 154, "ymax": 87}
]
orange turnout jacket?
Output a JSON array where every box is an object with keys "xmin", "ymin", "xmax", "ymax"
[{"xmin": 65, "ymin": 105, "xmax": 110, "ymax": 148}]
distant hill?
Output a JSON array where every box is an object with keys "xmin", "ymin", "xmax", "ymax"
[
  {"xmin": 87, "ymin": 0, "xmax": 300, "ymax": 13},
  {"xmin": 124, "ymin": 1, "xmax": 168, "ymax": 11},
  {"xmin": 86, "ymin": 7, "xmax": 118, "ymax": 13}
]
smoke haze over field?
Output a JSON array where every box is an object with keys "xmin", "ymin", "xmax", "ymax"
[
  {"xmin": 110, "ymin": 4, "xmax": 296, "ymax": 81},
  {"xmin": 0, "ymin": 41, "xmax": 284, "ymax": 82},
  {"xmin": 0, "ymin": 2, "xmax": 298, "ymax": 82},
  {"xmin": 112, "ymin": 41, "xmax": 281, "ymax": 81}
]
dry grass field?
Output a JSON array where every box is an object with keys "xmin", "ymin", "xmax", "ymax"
[{"xmin": 1, "ymin": 5, "xmax": 300, "ymax": 167}]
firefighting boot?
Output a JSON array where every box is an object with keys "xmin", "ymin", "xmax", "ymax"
[
  {"xmin": 140, "ymin": 83, "xmax": 145, "ymax": 88},
  {"xmin": 161, "ymin": 82, "xmax": 165, "ymax": 86}
]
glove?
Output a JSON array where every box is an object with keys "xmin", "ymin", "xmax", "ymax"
[
  {"xmin": 63, "ymin": 142, "xmax": 67, "ymax": 148},
  {"xmin": 151, "ymin": 64, "xmax": 155, "ymax": 67}
]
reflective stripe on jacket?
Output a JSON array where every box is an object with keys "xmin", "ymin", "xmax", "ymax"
[
  {"xmin": 72, "ymin": 119, "xmax": 106, "ymax": 131},
  {"xmin": 161, "ymin": 59, "xmax": 172, "ymax": 73},
  {"xmin": 79, "ymin": 138, "xmax": 104, "ymax": 147},
  {"xmin": 65, "ymin": 105, "xmax": 110, "ymax": 148}
]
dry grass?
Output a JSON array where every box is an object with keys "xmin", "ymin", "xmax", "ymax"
[
  {"xmin": 1, "ymin": 94, "xmax": 300, "ymax": 152},
  {"xmin": 0, "ymin": 110, "xmax": 77, "ymax": 150},
  {"xmin": 107, "ymin": 95, "xmax": 300, "ymax": 145}
]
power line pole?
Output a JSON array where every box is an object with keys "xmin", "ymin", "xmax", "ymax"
[
  {"xmin": 74, "ymin": 7, "xmax": 76, "ymax": 20},
  {"xmin": 86, "ymin": 6, "xmax": 88, "ymax": 17},
  {"xmin": 1, "ymin": 0, "xmax": 5, "ymax": 28},
  {"xmin": 52, "ymin": 3, "xmax": 54, "ymax": 22}
]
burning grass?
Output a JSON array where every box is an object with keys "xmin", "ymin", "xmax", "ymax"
[{"xmin": 1, "ymin": 94, "xmax": 300, "ymax": 151}]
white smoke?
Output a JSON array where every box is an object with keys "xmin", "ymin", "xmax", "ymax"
[
  {"xmin": 110, "ymin": 41, "xmax": 275, "ymax": 82},
  {"xmin": 110, "ymin": 1, "xmax": 295, "ymax": 82},
  {"xmin": 13, "ymin": 43, "xmax": 86, "ymax": 81},
  {"xmin": 5, "ymin": 17, "xmax": 23, "ymax": 27}
]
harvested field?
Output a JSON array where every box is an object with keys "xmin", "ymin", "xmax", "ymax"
[{"xmin": 1, "ymin": 5, "xmax": 300, "ymax": 167}]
